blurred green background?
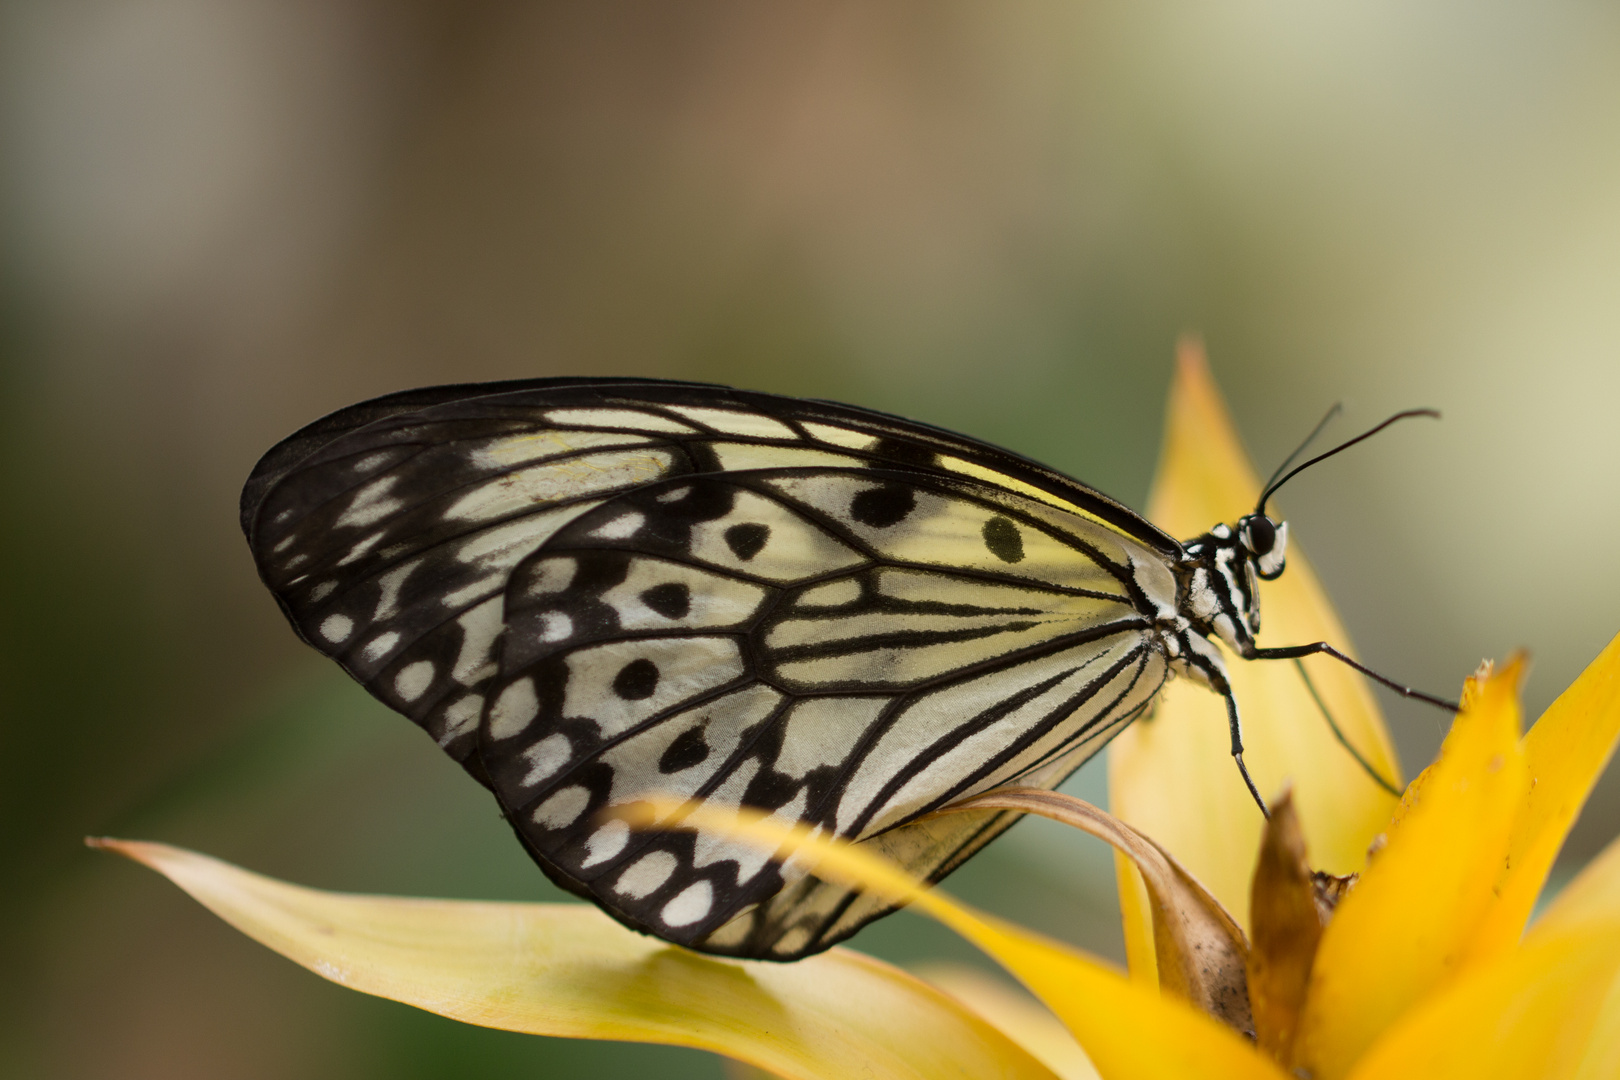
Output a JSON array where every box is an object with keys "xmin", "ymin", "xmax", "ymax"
[{"xmin": 3, "ymin": 3, "xmax": 1618, "ymax": 1077}]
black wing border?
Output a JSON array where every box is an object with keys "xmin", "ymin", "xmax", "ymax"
[{"xmin": 240, "ymin": 376, "xmax": 1181, "ymax": 556}]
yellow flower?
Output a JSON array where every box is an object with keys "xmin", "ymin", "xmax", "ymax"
[{"xmin": 94, "ymin": 348, "xmax": 1620, "ymax": 1080}]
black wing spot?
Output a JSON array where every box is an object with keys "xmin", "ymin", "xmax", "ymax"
[
  {"xmin": 724, "ymin": 523, "xmax": 770, "ymax": 560},
  {"xmin": 871, "ymin": 437, "xmax": 938, "ymax": 470},
  {"xmin": 612, "ymin": 658, "xmax": 660, "ymax": 700},
  {"xmin": 640, "ymin": 582, "xmax": 691, "ymax": 619},
  {"xmin": 659, "ymin": 725, "xmax": 710, "ymax": 773},
  {"xmin": 982, "ymin": 516, "xmax": 1025, "ymax": 563},
  {"xmin": 850, "ymin": 485, "xmax": 915, "ymax": 528}
]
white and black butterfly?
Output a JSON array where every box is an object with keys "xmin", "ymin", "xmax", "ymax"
[{"xmin": 242, "ymin": 378, "xmax": 1441, "ymax": 960}]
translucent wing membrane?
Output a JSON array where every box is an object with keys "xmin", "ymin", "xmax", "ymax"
[{"xmin": 244, "ymin": 380, "xmax": 1182, "ymax": 959}]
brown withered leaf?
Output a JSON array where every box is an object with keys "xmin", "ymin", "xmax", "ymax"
[
  {"xmin": 1246, "ymin": 789, "xmax": 1326, "ymax": 1065},
  {"xmin": 931, "ymin": 787, "xmax": 1254, "ymax": 1037}
]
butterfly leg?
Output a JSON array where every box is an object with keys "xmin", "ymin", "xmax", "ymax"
[
  {"xmin": 1292, "ymin": 658, "xmax": 1403, "ymax": 797},
  {"xmin": 1251, "ymin": 642, "xmax": 1459, "ymax": 712},
  {"xmin": 1218, "ymin": 693, "xmax": 1270, "ymax": 819},
  {"xmin": 1207, "ymin": 667, "xmax": 1270, "ymax": 818}
]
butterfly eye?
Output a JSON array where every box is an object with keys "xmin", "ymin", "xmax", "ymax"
[
  {"xmin": 1251, "ymin": 518, "xmax": 1288, "ymax": 580},
  {"xmin": 1239, "ymin": 514, "xmax": 1276, "ymax": 557}
]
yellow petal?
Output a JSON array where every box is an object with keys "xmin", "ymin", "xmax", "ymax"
[
  {"xmin": 621, "ymin": 801, "xmax": 1288, "ymax": 1080},
  {"xmin": 1114, "ymin": 848, "xmax": 1160, "ymax": 987},
  {"xmin": 1344, "ymin": 924, "xmax": 1620, "ymax": 1080},
  {"xmin": 1466, "ymin": 632, "xmax": 1620, "ymax": 959},
  {"xmin": 89, "ymin": 838, "xmax": 1061, "ymax": 1080},
  {"xmin": 937, "ymin": 789, "xmax": 1251, "ymax": 1035},
  {"xmin": 914, "ymin": 964, "xmax": 1101, "ymax": 1080},
  {"xmin": 1111, "ymin": 340, "xmax": 1401, "ymax": 934},
  {"xmin": 1294, "ymin": 659, "xmax": 1531, "ymax": 1080}
]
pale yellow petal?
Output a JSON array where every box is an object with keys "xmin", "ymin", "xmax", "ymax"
[
  {"xmin": 1570, "ymin": 963, "xmax": 1620, "ymax": 1080},
  {"xmin": 914, "ymin": 964, "xmax": 1101, "ymax": 1080},
  {"xmin": 1344, "ymin": 925, "xmax": 1620, "ymax": 1080},
  {"xmin": 1466, "ymin": 632, "xmax": 1620, "ymax": 960},
  {"xmin": 1532, "ymin": 826, "xmax": 1620, "ymax": 939},
  {"xmin": 622, "ymin": 801, "xmax": 1288, "ymax": 1080},
  {"xmin": 1294, "ymin": 660, "xmax": 1530, "ymax": 1080},
  {"xmin": 90, "ymin": 838, "xmax": 1060, "ymax": 1080},
  {"xmin": 1111, "ymin": 340, "xmax": 1400, "ymax": 932},
  {"xmin": 1530, "ymin": 830, "xmax": 1620, "ymax": 1080}
]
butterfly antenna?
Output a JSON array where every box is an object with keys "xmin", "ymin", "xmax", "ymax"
[
  {"xmin": 1257, "ymin": 408, "xmax": 1441, "ymax": 515},
  {"xmin": 1260, "ymin": 403, "xmax": 1343, "ymax": 503}
]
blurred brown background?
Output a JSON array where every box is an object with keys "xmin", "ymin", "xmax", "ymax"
[{"xmin": 3, "ymin": 3, "xmax": 1618, "ymax": 1077}]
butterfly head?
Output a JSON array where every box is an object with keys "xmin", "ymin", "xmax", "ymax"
[
  {"xmin": 1237, "ymin": 512, "xmax": 1288, "ymax": 581},
  {"xmin": 1179, "ymin": 517, "xmax": 1280, "ymax": 649}
]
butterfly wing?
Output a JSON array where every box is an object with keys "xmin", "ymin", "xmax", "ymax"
[{"xmin": 243, "ymin": 380, "xmax": 1183, "ymax": 958}]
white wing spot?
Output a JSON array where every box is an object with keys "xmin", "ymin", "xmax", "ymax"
[
  {"xmin": 272, "ymin": 534, "xmax": 297, "ymax": 553},
  {"xmin": 439, "ymin": 574, "xmax": 502, "ymax": 609},
  {"xmin": 580, "ymin": 820, "xmax": 631, "ymax": 867},
  {"xmin": 795, "ymin": 577, "xmax": 862, "ymax": 607},
  {"xmin": 362, "ymin": 631, "xmax": 401, "ymax": 661},
  {"xmin": 710, "ymin": 443, "xmax": 860, "ymax": 472},
  {"xmin": 336, "ymin": 531, "xmax": 384, "ymax": 566},
  {"xmin": 799, "ymin": 422, "xmax": 878, "ymax": 451},
  {"xmin": 661, "ymin": 880, "xmax": 714, "ymax": 926},
  {"xmin": 524, "ymin": 557, "xmax": 577, "ymax": 597},
  {"xmin": 373, "ymin": 559, "xmax": 419, "ymax": 619},
  {"xmin": 308, "ymin": 580, "xmax": 338, "ymax": 602},
  {"xmin": 521, "ymin": 733, "xmax": 573, "ymax": 785},
  {"xmin": 615, "ymin": 851, "xmax": 678, "ymax": 898},
  {"xmin": 663, "ymin": 405, "xmax": 799, "ymax": 440},
  {"xmin": 452, "ymin": 597, "xmax": 503, "ymax": 684},
  {"xmin": 656, "ymin": 486, "xmax": 691, "ymax": 503},
  {"xmin": 532, "ymin": 785, "xmax": 591, "ymax": 829},
  {"xmin": 538, "ymin": 612, "xmax": 573, "ymax": 642},
  {"xmin": 394, "ymin": 660, "xmax": 436, "ymax": 701},
  {"xmin": 488, "ymin": 678, "xmax": 540, "ymax": 739},
  {"xmin": 336, "ymin": 476, "xmax": 403, "ymax": 529},
  {"xmin": 590, "ymin": 511, "xmax": 645, "ymax": 539},
  {"xmin": 439, "ymin": 694, "xmax": 483, "ymax": 743},
  {"xmin": 544, "ymin": 408, "xmax": 697, "ymax": 434},
  {"xmin": 319, "ymin": 615, "xmax": 354, "ymax": 643},
  {"xmin": 353, "ymin": 451, "xmax": 395, "ymax": 473}
]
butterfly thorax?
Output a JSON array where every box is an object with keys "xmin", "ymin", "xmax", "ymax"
[{"xmin": 1173, "ymin": 513, "xmax": 1289, "ymax": 673}]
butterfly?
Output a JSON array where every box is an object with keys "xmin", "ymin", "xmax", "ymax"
[{"xmin": 242, "ymin": 377, "xmax": 1440, "ymax": 960}]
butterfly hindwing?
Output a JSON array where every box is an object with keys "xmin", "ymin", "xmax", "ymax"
[{"xmin": 244, "ymin": 380, "xmax": 1183, "ymax": 958}]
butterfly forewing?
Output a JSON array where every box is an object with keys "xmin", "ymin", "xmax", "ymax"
[{"xmin": 244, "ymin": 379, "xmax": 1182, "ymax": 958}]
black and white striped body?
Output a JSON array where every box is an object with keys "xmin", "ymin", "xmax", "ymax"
[
  {"xmin": 1165, "ymin": 517, "xmax": 1289, "ymax": 699},
  {"xmin": 242, "ymin": 378, "xmax": 1290, "ymax": 960}
]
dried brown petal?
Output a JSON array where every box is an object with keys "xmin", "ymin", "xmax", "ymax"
[
  {"xmin": 1246, "ymin": 789, "xmax": 1325, "ymax": 1066},
  {"xmin": 932, "ymin": 788, "xmax": 1254, "ymax": 1037}
]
